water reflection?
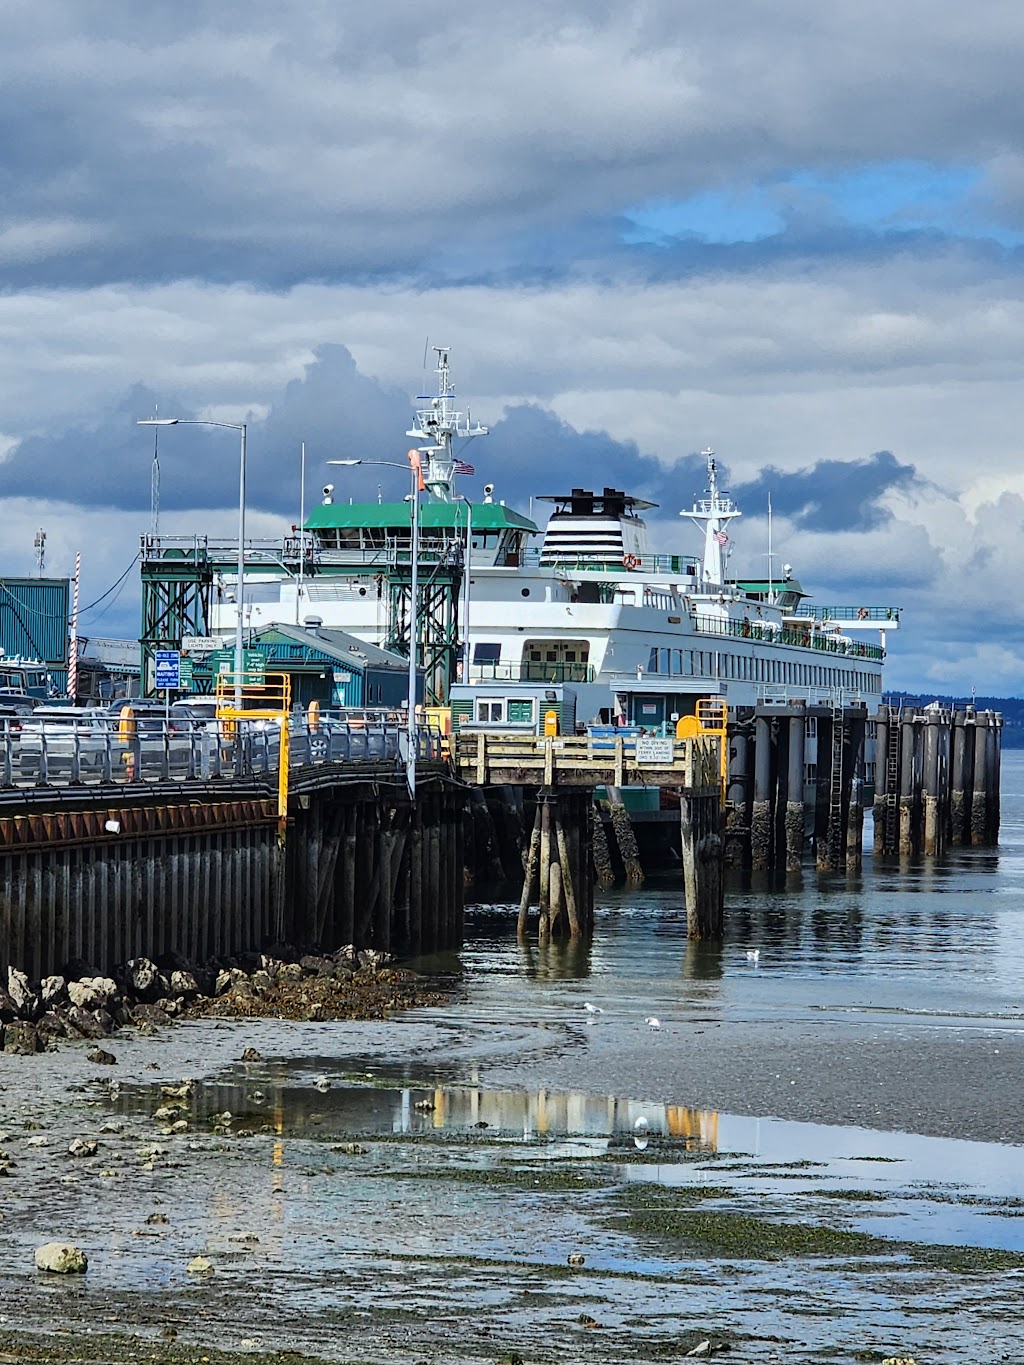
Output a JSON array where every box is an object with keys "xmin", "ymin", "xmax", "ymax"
[
  {"xmin": 109, "ymin": 1068, "xmax": 1024, "ymax": 1251},
  {"xmin": 515, "ymin": 936, "xmax": 594, "ymax": 980},
  {"xmin": 679, "ymin": 940, "xmax": 724, "ymax": 980},
  {"xmin": 115, "ymin": 1072, "xmax": 719, "ymax": 1149}
]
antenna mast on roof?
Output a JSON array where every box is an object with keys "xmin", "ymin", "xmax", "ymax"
[
  {"xmin": 33, "ymin": 528, "xmax": 46, "ymax": 576},
  {"xmin": 406, "ymin": 347, "xmax": 488, "ymax": 503}
]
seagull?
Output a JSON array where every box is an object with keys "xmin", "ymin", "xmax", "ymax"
[
  {"xmin": 583, "ymin": 1002, "xmax": 603, "ymax": 1014},
  {"xmin": 644, "ymin": 1017, "xmax": 661, "ymax": 1030},
  {"xmin": 746, "ymin": 949, "xmax": 760, "ymax": 963}
]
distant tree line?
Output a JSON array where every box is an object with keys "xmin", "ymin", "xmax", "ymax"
[{"xmin": 884, "ymin": 693, "xmax": 1024, "ymax": 748}]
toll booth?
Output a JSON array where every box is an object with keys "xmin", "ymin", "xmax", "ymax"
[{"xmin": 449, "ymin": 682, "xmax": 577, "ymax": 736}]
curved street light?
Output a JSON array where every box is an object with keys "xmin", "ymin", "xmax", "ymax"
[{"xmin": 138, "ymin": 417, "xmax": 247, "ymax": 715}]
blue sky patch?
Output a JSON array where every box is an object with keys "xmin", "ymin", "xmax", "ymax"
[{"xmin": 624, "ymin": 161, "xmax": 1024, "ymax": 248}]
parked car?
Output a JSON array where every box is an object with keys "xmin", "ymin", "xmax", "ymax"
[
  {"xmin": 0, "ymin": 703, "xmax": 32, "ymax": 738},
  {"xmin": 0, "ymin": 690, "xmax": 40, "ymax": 712},
  {"xmin": 18, "ymin": 707, "xmax": 116, "ymax": 778}
]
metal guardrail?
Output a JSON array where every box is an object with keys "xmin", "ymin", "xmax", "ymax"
[
  {"xmin": 0, "ymin": 714, "xmax": 443, "ymax": 791},
  {"xmin": 814, "ymin": 606, "xmax": 900, "ymax": 623}
]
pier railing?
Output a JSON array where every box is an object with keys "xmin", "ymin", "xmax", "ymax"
[{"xmin": 0, "ymin": 712, "xmax": 443, "ymax": 791}]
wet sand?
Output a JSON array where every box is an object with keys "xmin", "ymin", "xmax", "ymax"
[{"xmin": 1, "ymin": 1003, "xmax": 1023, "ymax": 1365}]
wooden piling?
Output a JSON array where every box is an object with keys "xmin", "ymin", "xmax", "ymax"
[
  {"xmin": 590, "ymin": 801, "xmax": 615, "ymax": 888},
  {"xmin": 681, "ymin": 792, "xmax": 724, "ymax": 939},
  {"xmin": 555, "ymin": 809, "xmax": 581, "ymax": 938},
  {"xmin": 538, "ymin": 797, "xmax": 553, "ymax": 942},
  {"xmin": 606, "ymin": 787, "xmax": 643, "ymax": 884},
  {"xmin": 517, "ymin": 804, "xmax": 542, "ymax": 939}
]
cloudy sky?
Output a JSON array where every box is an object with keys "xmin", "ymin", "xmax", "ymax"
[{"xmin": 1, "ymin": 0, "xmax": 1022, "ymax": 694}]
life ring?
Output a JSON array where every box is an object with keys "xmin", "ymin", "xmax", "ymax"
[
  {"xmin": 857, "ymin": 607, "xmax": 869, "ymax": 620},
  {"xmin": 623, "ymin": 554, "xmax": 640, "ymax": 571}
]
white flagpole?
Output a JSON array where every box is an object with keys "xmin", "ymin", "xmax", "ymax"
[{"xmin": 67, "ymin": 552, "xmax": 81, "ymax": 703}]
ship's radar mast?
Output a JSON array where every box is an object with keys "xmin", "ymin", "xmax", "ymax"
[
  {"xmin": 406, "ymin": 347, "xmax": 488, "ymax": 502},
  {"xmin": 682, "ymin": 447, "xmax": 742, "ymax": 588}
]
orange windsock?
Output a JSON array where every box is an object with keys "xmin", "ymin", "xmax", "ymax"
[{"xmin": 407, "ymin": 447, "xmax": 426, "ymax": 492}]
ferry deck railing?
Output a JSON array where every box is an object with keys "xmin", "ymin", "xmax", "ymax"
[{"xmin": 691, "ymin": 613, "xmax": 885, "ymax": 660}]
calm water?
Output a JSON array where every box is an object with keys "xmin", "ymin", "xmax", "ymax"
[{"xmin": 455, "ymin": 748, "xmax": 1024, "ymax": 1025}]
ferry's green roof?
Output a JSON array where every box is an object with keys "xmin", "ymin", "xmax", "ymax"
[
  {"xmin": 734, "ymin": 578, "xmax": 808, "ymax": 598},
  {"xmin": 306, "ymin": 501, "xmax": 539, "ymax": 533}
]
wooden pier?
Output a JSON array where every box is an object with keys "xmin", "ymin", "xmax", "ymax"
[
  {"xmin": 1, "ymin": 697, "xmax": 994, "ymax": 985},
  {"xmin": 0, "ymin": 726, "xmax": 726, "ymax": 979},
  {"xmin": 453, "ymin": 730, "xmax": 724, "ymax": 941}
]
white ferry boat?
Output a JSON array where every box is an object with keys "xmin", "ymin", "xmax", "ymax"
[{"xmin": 209, "ymin": 351, "xmax": 897, "ymax": 726}]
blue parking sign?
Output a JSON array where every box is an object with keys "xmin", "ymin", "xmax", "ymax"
[{"xmin": 154, "ymin": 649, "xmax": 181, "ymax": 690}]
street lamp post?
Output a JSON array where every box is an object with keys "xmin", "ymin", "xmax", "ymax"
[
  {"xmin": 454, "ymin": 495, "xmax": 472, "ymax": 682},
  {"xmin": 329, "ymin": 453, "xmax": 423, "ymax": 799},
  {"xmin": 138, "ymin": 418, "xmax": 247, "ymax": 714}
]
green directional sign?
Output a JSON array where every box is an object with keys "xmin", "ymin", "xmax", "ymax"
[{"xmin": 207, "ymin": 648, "xmax": 266, "ymax": 682}]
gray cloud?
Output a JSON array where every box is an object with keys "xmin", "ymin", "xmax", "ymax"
[
  {"xmin": 731, "ymin": 452, "xmax": 924, "ymax": 532},
  {"xmin": 0, "ymin": 2, "xmax": 1023, "ymax": 695},
  {"xmin": 1, "ymin": 2, "xmax": 1023, "ymax": 287}
]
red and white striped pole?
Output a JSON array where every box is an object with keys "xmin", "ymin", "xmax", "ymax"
[{"xmin": 67, "ymin": 552, "xmax": 80, "ymax": 703}]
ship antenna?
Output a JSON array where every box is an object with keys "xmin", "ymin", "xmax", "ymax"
[{"xmin": 406, "ymin": 346, "xmax": 488, "ymax": 503}]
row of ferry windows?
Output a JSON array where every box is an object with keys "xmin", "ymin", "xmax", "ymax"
[{"xmin": 646, "ymin": 648, "xmax": 880, "ymax": 693}]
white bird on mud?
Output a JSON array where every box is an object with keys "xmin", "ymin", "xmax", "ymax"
[
  {"xmin": 313, "ymin": 1075, "xmax": 330, "ymax": 1092},
  {"xmin": 644, "ymin": 1017, "xmax": 661, "ymax": 1030},
  {"xmin": 583, "ymin": 1002, "xmax": 603, "ymax": 1014}
]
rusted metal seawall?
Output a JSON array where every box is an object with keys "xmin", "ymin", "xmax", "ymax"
[
  {"xmin": 0, "ymin": 787, "xmax": 282, "ymax": 981},
  {"xmin": 0, "ymin": 768, "xmax": 467, "ymax": 980}
]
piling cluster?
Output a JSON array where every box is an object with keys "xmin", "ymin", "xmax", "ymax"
[{"xmin": 873, "ymin": 704, "xmax": 1001, "ymax": 857}]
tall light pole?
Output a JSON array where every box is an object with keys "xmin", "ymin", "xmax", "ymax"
[
  {"xmin": 329, "ymin": 453, "xmax": 423, "ymax": 798},
  {"xmin": 454, "ymin": 494, "xmax": 472, "ymax": 682},
  {"xmin": 138, "ymin": 417, "xmax": 247, "ymax": 714},
  {"xmin": 297, "ymin": 441, "xmax": 307, "ymax": 625}
]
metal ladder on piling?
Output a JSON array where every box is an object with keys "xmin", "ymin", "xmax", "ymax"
[
  {"xmin": 882, "ymin": 700, "xmax": 902, "ymax": 854},
  {"xmin": 825, "ymin": 693, "xmax": 846, "ymax": 864}
]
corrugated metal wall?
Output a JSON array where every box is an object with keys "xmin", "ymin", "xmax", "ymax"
[{"xmin": 0, "ymin": 578, "xmax": 69, "ymax": 665}]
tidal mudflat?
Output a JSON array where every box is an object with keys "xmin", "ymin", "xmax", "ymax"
[{"xmin": 1, "ymin": 1007, "xmax": 1023, "ymax": 1365}]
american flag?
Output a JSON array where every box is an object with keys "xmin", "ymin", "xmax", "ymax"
[
  {"xmin": 453, "ymin": 459, "xmax": 475, "ymax": 476},
  {"xmin": 714, "ymin": 530, "xmax": 729, "ymax": 545}
]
